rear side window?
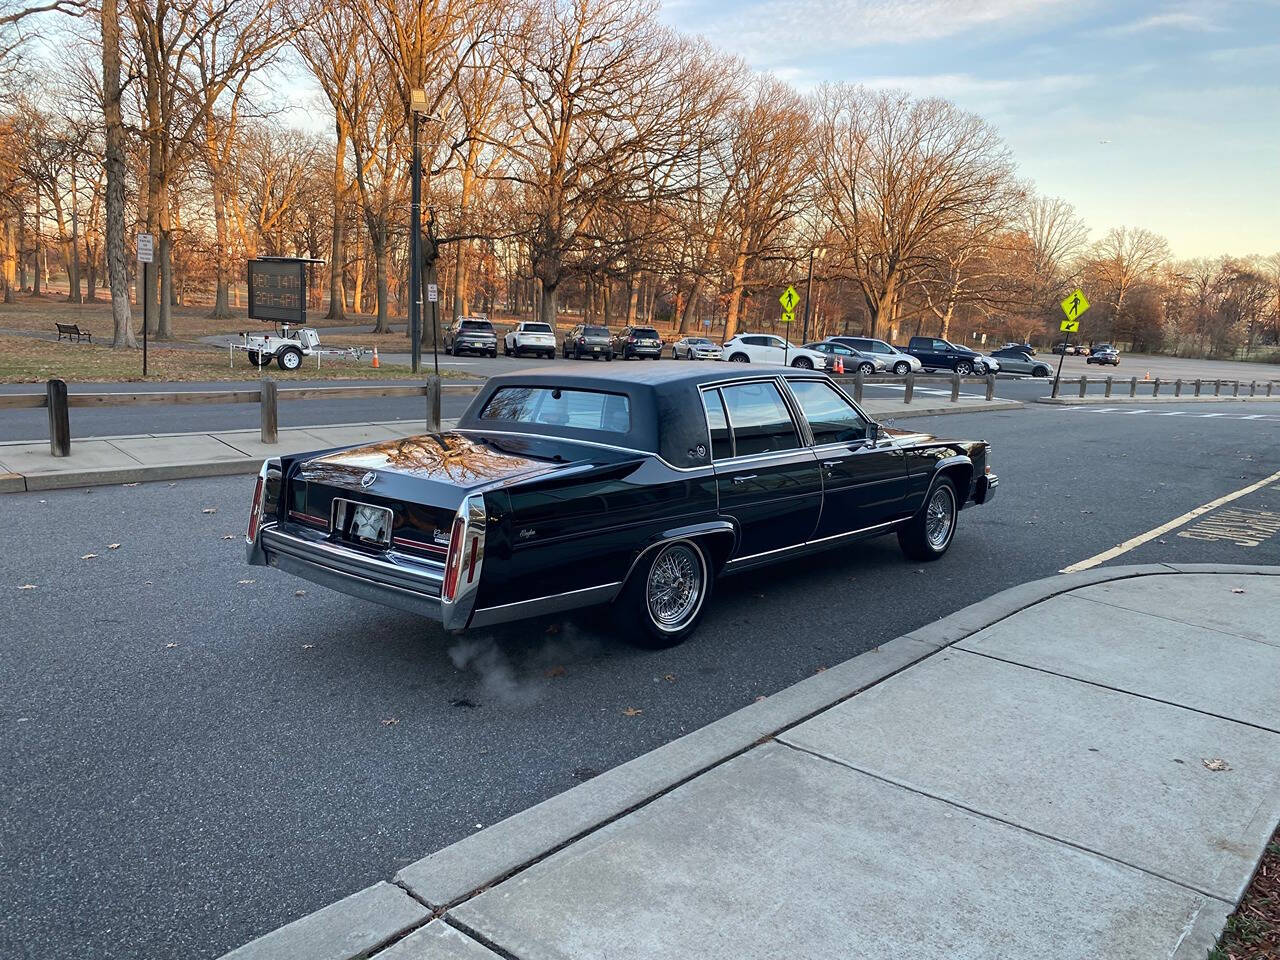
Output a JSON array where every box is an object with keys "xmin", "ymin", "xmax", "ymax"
[
  {"xmin": 720, "ymin": 381, "xmax": 799, "ymax": 456},
  {"xmin": 789, "ymin": 380, "xmax": 869, "ymax": 445},
  {"xmin": 480, "ymin": 387, "xmax": 631, "ymax": 433},
  {"xmin": 701, "ymin": 389, "xmax": 733, "ymax": 460}
]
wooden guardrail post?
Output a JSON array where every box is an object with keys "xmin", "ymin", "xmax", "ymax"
[
  {"xmin": 852, "ymin": 369, "xmax": 865, "ymax": 402},
  {"xmin": 1104, "ymin": 376, "xmax": 1113, "ymax": 398},
  {"xmin": 1249, "ymin": 380, "xmax": 1256, "ymax": 397},
  {"xmin": 951, "ymin": 371, "xmax": 961, "ymax": 402},
  {"xmin": 985, "ymin": 373, "xmax": 995, "ymax": 401},
  {"xmin": 1268, "ymin": 382, "xmax": 1274, "ymax": 397},
  {"xmin": 260, "ymin": 379, "xmax": 278, "ymax": 444},
  {"xmin": 426, "ymin": 376, "xmax": 442, "ymax": 432},
  {"xmin": 1214, "ymin": 380, "xmax": 1222, "ymax": 396},
  {"xmin": 1078, "ymin": 375, "xmax": 1087, "ymax": 398},
  {"xmin": 904, "ymin": 372, "xmax": 914, "ymax": 404},
  {"xmin": 1232, "ymin": 380, "xmax": 1240, "ymax": 397},
  {"xmin": 1153, "ymin": 377, "xmax": 1161, "ymax": 397},
  {"xmin": 1129, "ymin": 377, "xmax": 1137, "ymax": 398},
  {"xmin": 47, "ymin": 378, "xmax": 70, "ymax": 457},
  {"xmin": 1174, "ymin": 379, "xmax": 1182, "ymax": 397},
  {"xmin": 1194, "ymin": 379, "xmax": 1202, "ymax": 397}
]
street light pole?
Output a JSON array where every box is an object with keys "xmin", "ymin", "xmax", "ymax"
[
  {"xmin": 409, "ymin": 110, "xmax": 422, "ymax": 375},
  {"xmin": 801, "ymin": 248, "xmax": 815, "ymax": 344}
]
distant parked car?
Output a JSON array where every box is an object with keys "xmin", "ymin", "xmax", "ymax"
[
  {"xmin": 804, "ymin": 341, "xmax": 882, "ymax": 375},
  {"xmin": 672, "ymin": 336, "xmax": 723, "ymax": 361},
  {"xmin": 1087, "ymin": 344, "xmax": 1120, "ymax": 366},
  {"xmin": 990, "ymin": 347, "xmax": 1053, "ymax": 377},
  {"xmin": 829, "ymin": 336, "xmax": 922, "ymax": 376},
  {"xmin": 1002, "ymin": 342, "xmax": 1037, "ymax": 354},
  {"xmin": 612, "ymin": 325, "xmax": 664, "ymax": 360},
  {"xmin": 1052, "ymin": 342, "xmax": 1090, "ymax": 356},
  {"xmin": 721, "ymin": 334, "xmax": 831, "ymax": 370},
  {"xmin": 903, "ymin": 336, "xmax": 997, "ymax": 376},
  {"xmin": 443, "ymin": 317, "xmax": 498, "ymax": 358},
  {"xmin": 563, "ymin": 324, "xmax": 614, "ymax": 360},
  {"xmin": 504, "ymin": 321, "xmax": 558, "ymax": 359}
]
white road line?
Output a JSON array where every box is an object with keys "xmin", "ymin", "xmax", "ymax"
[
  {"xmin": 1198, "ymin": 413, "xmax": 1225, "ymax": 418},
  {"xmin": 1158, "ymin": 411, "xmax": 1187, "ymax": 416},
  {"xmin": 1120, "ymin": 409, "xmax": 1151, "ymax": 414},
  {"xmin": 1060, "ymin": 467, "xmax": 1280, "ymax": 573}
]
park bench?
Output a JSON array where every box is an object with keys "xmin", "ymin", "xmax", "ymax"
[{"xmin": 55, "ymin": 322, "xmax": 92, "ymax": 343}]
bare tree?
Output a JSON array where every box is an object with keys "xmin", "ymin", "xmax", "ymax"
[{"xmin": 1087, "ymin": 225, "xmax": 1170, "ymax": 341}]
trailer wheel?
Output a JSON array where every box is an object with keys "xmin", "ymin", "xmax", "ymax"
[
  {"xmin": 247, "ymin": 350, "xmax": 268, "ymax": 367},
  {"xmin": 277, "ymin": 347, "xmax": 303, "ymax": 371}
]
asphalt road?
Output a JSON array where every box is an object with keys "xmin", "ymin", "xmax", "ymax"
[
  {"xmin": 3, "ymin": 402, "xmax": 1280, "ymax": 960},
  {"xmin": 4, "ymin": 348, "xmax": 1275, "ymax": 442}
]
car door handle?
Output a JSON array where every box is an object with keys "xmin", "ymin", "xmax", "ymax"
[{"xmin": 732, "ymin": 474, "xmax": 757, "ymax": 483}]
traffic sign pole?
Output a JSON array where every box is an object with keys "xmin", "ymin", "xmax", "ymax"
[
  {"xmin": 137, "ymin": 233, "xmax": 154, "ymax": 377},
  {"xmin": 1054, "ymin": 289, "xmax": 1090, "ymax": 396}
]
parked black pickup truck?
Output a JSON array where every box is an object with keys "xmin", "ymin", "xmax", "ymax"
[
  {"xmin": 902, "ymin": 336, "xmax": 993, "ymax": 375},
  {"xmin": 246, "ymin": 366, "xmax": 997, "ymax": 647}
]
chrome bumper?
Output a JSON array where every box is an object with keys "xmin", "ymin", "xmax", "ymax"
[
  {"xmin": 975, "ymin": 473, "xmax": 998, "ymax": 504},
  {"xmin": 249, "ymin": 523, "xmax": 467, "ymax": 626}
]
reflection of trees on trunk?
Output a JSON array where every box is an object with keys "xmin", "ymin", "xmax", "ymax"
[{"xmin": 382, "ymin": 434, "xmax": 534, "ymax": 484}]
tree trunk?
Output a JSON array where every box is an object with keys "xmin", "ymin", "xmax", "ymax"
[
  {"xmin": 539, "ymin": 279, "xmax": 558, "ymax": 326},
  {"xmin": 208, "ymin": 141, "xmax": 233, "ymax": 319},
  {"xmin": 68, "ymin": 189, "xmax": 83, "ymax": 304},
  {"xmin": 325, "ymin": 118, "xmax": 347, "ymax": 321},
  {"xmin": 724, "ymin": 245, "xmax": 750, "ymax": 340},
  {"xmin": 371, "ymin": 225, "xmax": 390, "ymax": 333},
  {"xmin": 679, "ymin": 278, "xmax": 700, "ymax": 333},
  {"xmin": 101, "ymin": 0, "xmax": 135, "ymax": 347},
  {"xmin": 626, "ymin": 274, "xmax": 639, "ymax": 325},
  {"xmin": 3, "ymin": 219, "xmax": 16, "ymax": 303},
  {"xmin": 31, "ymin": 187, "xmax": 43, "ymax": 296}
]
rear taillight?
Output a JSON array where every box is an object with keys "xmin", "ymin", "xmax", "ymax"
[
  {"xmin": 441, "ymin": 514, "xmax": 467, "ymax": 602},
  {"xmin": 246, "ymin": 474, "xmax": 265, "ymax": 544}
]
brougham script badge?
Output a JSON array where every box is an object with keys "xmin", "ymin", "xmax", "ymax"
[{"xmin": 360, "ymin": 471, "xmax": 377, "ymax": 489}]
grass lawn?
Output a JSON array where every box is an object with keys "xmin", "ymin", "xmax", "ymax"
[
  {"xmin": 1210, "ymin": 827, "xmax": 1279, "ymax": 960},
  {"xmin": 0, "ymin": 333, "xmax": 458, "ymax": 383}
]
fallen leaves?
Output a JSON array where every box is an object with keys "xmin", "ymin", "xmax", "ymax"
[
  {"xmin": 221, "ymin": 535, "xmax": 235, "ymax": 540},
  {"xmin": 294, "ymin": 590, "xmax": 307, "ymax": 597},
  {"xmin": 237, "ymin": 579, "xmax": 255, "ymax": 585},
  {"xmin": 165, "ymin": 643, "xmax": 178, "ymax": 649},
  {"xmin": 80, "ymin": 553, "xmax": 98, "ymax": 560},
  {"xmin": 122, "ymin": 482, "xmax": 138, "ymax": 487},
  {"xmin": 107, "ymin": 543, "xmax": 121, "ymax": 550},
  {"xmin": 1202, "ymin": 758, "xmax": 1231, "ymax": 772},
  {"xmin": 663, "ymin": 673, "xmax": 677, "ymax": 683},
  {"xmin": 17, "ymin": 584, "xmax": 37, "ymax": 590},
  {"xmin": 621, "ymin": 707, "xmax": 643, "ymax": 717},
  {"xmin": 1231, "ymin": 587, "xmax": 1247, "ymax": 595},
  {"xmin": 381, "ymin": 717, "xmax": 400, "ymax": 726},
  {"xmin": 202, "ymin": 507, "xmax": 217, "ymax": 515},
  {"xmin": 301, "ymin": 644, "xmax": 314, "ymax": 650}
]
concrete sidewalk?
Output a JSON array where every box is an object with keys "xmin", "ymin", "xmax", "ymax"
[
  {"xmin": 223, "ymin": 565, "xmax": 1280, "ymax": 960},
  {"xmin": 0, "ymin": 396, "xmax": 1019, "ymax": 493},
  {"xmin": 0, "ymin": 421, "xmax": 437, "ymax": 492}
]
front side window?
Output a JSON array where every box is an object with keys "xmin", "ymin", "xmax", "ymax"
[
  {"xmin": 768, "ymin": 337, "xmax": 788, "ymax": 350},
  {"xmin": 788, "ymin": 380, "xmax": 870, "ymax": 445},
  {"xmin": 720, "ymin": 381, "xmax": 799, "ymax": 456},
  {"xmin": 869, "ymin": 340, "xmax": 891, "ymax": 354},
  {"xmin": 932, "ymin": 339, "xmax": 951, "ymax": 352},
  {"xmin": 701, "ymin": 388, "xmax": 733, "ymax": 460},
  {"xmin": 480, "ymin": 387, "xmax": 631, "ymax": 433}
]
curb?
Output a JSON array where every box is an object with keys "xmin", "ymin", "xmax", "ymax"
[
  {"xmin": 875, "ymin": 399, "xmax": 1022, "ymax": 420},
  {"xmin": 1038, "ymin": 395, "xmax": 1280, "ymax": 406},
  {"xmin": 217, "ymin": 562, "xmax": 1280, "ymax": 960}
]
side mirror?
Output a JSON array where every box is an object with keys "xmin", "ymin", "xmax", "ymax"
[{"xmin": 868, "ymin": 422, "xmax": 880, "ymax": 444}]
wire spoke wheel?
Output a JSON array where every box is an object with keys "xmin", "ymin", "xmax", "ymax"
[
  {"xmin": 645, "ymin": 543, "xmax": 703, "ymax": 631},
  {"xmin": 925, "ymin": 485, "xmax": 955, "ymax": 549}
]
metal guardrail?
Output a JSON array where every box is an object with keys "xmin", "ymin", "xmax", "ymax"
[
  {"xmin": 1049, "ymin": 375, "xmax": 1276, "ymax": 401},
  {"xmin": 0, "ymin": 378, "xmax": 482, "ymax": 457},
  {"xmin": 833, "ymin": 370, "xmax": 998, "ymax": 404}
]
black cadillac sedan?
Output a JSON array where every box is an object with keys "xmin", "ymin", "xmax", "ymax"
[{"xmin": 247, "ymin": 365, "xmax": 997, "ymax": 647}]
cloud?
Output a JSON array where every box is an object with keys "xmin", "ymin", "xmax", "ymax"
[
  {"xmin": 861, "ymin": 71, "xmax": 1093, "ymax": 100},
  {"xmin": 1101, "ymin": 10, "xmax": 1224, "ymax": 36},
  {"xmin": 672, "ymin": 0, "xmax": 1084, "ymax": 63}
]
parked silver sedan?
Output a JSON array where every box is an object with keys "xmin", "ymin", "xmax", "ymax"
[
  {"xmin": 671, "ymin": 336, "xmax": 724, "ymax": 361},
  {"xmin": 804, "ymin": 341, "xmax": 886, "ymax": 375}
]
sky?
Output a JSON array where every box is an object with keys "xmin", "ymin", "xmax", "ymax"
[{"xmin": 660, "ymin": 0, "xmax": 1280, "ymax": 259}]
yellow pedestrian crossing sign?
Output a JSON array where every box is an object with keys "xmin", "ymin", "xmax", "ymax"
[
  {"xmin": 780, "ymin": 310, "xmax": 795, "ymax": 324},
  {"xmin": 780, "ymin": 285, "xmax": 799, "ymax": 313},
  {"xmin": 1060, "ymin": 318, "xmax": 1080, "ymax": 332},
  {"xmin": 1061, "ymin": 288, "xmax": 1089, "ymax": 321}
]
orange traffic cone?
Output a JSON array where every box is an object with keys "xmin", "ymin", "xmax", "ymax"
[
  {"xmin": 833, "ymin": 356, "xmax": 845, "ymax": 375},
  {"xmin": 372, "ymin": 346, "xmax": 380, "ymax": 369}
]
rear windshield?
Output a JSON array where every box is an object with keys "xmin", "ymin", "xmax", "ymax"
[
  {"xmin": 522, "ymin": 323, "xmax": 553, "ymax": 333},
  {"xmin": 460, "ymin": 320, "xmax": 493, "ymax": 331},
  {"xmin": 480, "ymin": 387, "xmax": 631, "ymax": 434},
  {"xmin": 632, "ymin": 328, "xmax": 660, "ymax": 338},
  {"xmin": 583, "ymin": 326, "xmax": 609, "ymax": 336}
]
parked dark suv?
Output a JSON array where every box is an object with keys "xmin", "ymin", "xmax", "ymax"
[
  {"xmin": 1087, "ymin": 344, "xmax": 1120, "ymax": 366},
  {"xmin": 613, "ymin": 326, "xmax": 663, "ymax": 360},
  {"xmin": 444, "ymin": 317, "xmax": 498, "ymax": 357},
  {"xmin": 903, "ymin": 336, "xmax": 993, "ymax": 375},
  {"xmin": 563, "ymin": 324, "xmax": 614, "ymax": 360}
]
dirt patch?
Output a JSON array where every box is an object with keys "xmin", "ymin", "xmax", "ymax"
[{"xmin": 1211, "ymin": 825, "xmax": 1280, "ymax": 960}]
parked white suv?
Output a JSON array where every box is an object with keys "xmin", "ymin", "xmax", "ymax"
[
  {"xmin": 721, "ymin": 334, "xmax": 831, "ymax": 370},
  {"xmin": 504, "ymin": 321, "xmax": 557, "ymax": 359}
]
